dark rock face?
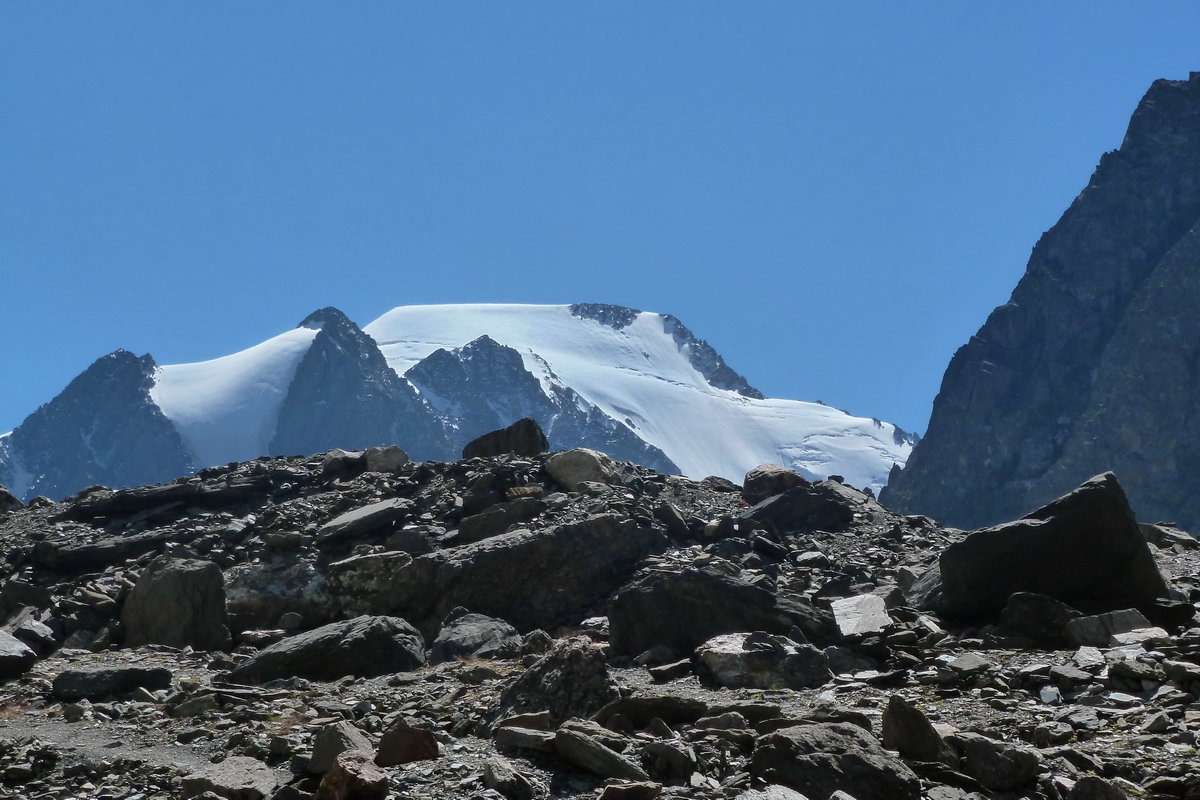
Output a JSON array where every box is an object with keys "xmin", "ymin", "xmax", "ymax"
[
  {"xmin": 932, "ymin": 473, "xmax": 1168, "ymax": 621},
  {"xmin": 0, "ymin": 350, "xmax": 194, "ymax": 502},
  {"xmin": 270, "ymin": 308, "xmax": 451, "ymax": 462},
  {"xmin": 883, "ymin": 74, "xmax": 1200, "ymax": 530},
  {"xmin": 228, "ymin": 615, "xmax": 427, "ymax": 683},
  {"xmin": 406, "ymin": 335, "xmax": 678, "ymax": 474},
  {"xmin": 121, "ymin": 556, "xmax": 231, "ymax": 652},
  {"xmin": 569, "ymin": 303, "xmax": 763, "ymax": 398},
  {"xmin": 607, "ymin": 567, "xmax": 837, "ymax": 658}
]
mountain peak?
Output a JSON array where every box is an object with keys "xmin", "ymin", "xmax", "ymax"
[{"xmin": 298, "ymin": 306, "xmax": 354, "ymax": 331}]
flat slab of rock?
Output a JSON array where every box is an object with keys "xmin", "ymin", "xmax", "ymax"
[
  {"xmin": 830, "ymin": 594, "xmax": 891, "ymax": 636},
  {"xmin": 317, "ymin": 498, "xmax": 414, "ymax": 546},
  {"xmin": 228, "ymin": 615, "xmax": 426, "ymax": 683},
  {"xmin": 1066, "ymin": 608, "xmax": 1153, "ymax": 646},
  {"xmin": 554, "ymin": 727, "xmax": 649, "ymax": 781},
  {"xmin": 182, "ymin": 755, "xmax": 277, "ymax": 800},
  {"xmin": 52, "ymin": 666, "xmax": 173, "ymax": 701}
]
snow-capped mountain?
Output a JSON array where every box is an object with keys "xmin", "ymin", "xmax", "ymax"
[{"xmin": 0, "ymin": 303, "xmax": 916, "ymax": 501}]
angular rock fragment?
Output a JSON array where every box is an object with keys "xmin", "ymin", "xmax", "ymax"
[
  {"xmin": 830, "ymin": 593, "xmax": 891, "ymax": 637},
  {"xmin": 951, "ymin": 732, "xmax": 1041, "ymax": 792},
  {"xmin": 317, "ymin": 749, "xmax": 388, "ymax": 800},
  {"xmin": 228, "ymin": 615, "xmax": 426, "ymax": 683},
  {"xmin": 934, "ymin": 473, "xmax": 1167, "ymax": 621},
  {"xmin": 375, "ymin": 717, "xmax": 439, "ymax": 766},
  {"xmin": 881, "ymin": 694, "xmax": 957, "ymax": 766},
  {"xmin": 309, "ymin": 720, "xmax": 373, "ymax": 774},
  {"xmin": 332, "ymin": 514, "xmax": 665, "ymax": 638},
  {"xmin": 554, "ymin": 725, "xmax": 649, "ymax": 781},
  {"xmin": 742, "ymin": 464, "xmax": 809, "ymax": 504},
  {"xmin": 1065, "ymin": 608, "xmax": 1153, "ymax": 647}
]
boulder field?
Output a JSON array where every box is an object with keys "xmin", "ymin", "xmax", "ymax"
[{"xmin": 0, "ymin": 430, "xmax": 1198, "ymax": 799}]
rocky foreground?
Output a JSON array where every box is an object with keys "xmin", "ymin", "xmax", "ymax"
[{"xmin": 1, "ymin": 422, "xmax": 1199, "ymax": 799}]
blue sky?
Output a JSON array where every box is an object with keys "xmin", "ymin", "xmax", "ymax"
[{"xmin": 3, "ymin": 4, "xmax": 1199, "ymax": 435}]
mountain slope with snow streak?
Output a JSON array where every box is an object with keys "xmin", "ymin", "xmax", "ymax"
[
  {"xmin": 150, "ymin": 327, "xmax": 320, "ymax": 467},
  {"xmin": 365, "ymin": 304, "xmax": 913, "ymax": 492}
]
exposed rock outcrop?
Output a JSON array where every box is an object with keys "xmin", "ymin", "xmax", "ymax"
[{"xmin": 884, "ymin": 73, "xmax": 1200, "ymax": 530}]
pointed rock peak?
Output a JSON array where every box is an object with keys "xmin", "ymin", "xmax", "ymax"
[
  {"xmin": 462, "ymin": 334, "xmax": 504, "ymax": 352},
  {"xmin": 298, "ymin": 307, "xmax": 355, "ymax": 332},
  {"xmin": 568, "ymin": 303, "xmax": 641, "ymax": 330},
  {"xmin": 88, "ymin": 349, "xmax": 159, "ymax": 379}
]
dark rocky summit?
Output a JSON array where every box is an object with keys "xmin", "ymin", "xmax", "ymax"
[
  {"xmin": 407, "ymin": 334, "xmax": 678, "ymax": 474},
  {"xmin": 1, "ymin": 435, "xmax": 1198, "ymax": 799},
  {"xmin": 0, "ymin": 350, "xmax": 195, "ymax": 501},
  {"xmin": 883, "ymin": 73, "xmax": 1200, "ymax": 530},
  {"xmin": 269, "ymin": 308, "xmax": 450, "ymax": 462}
]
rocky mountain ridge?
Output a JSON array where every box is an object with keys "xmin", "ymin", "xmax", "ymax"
[
  {"xmin": 0, "ymin": 423, "xmax": 1198, "ymax": 799},
  {"xmin": 883, "ymin": 72, "xmax": 1200, "ymax": 530},
  {"xmin": 0, "ymin": 303, "xmax": 915, "ymax": 503}
]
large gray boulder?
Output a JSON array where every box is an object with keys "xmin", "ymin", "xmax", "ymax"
[
  {"xmin": 328, "ymin": 514, "xmax": 666, "ymax": 638},
  {"xmin": 0, "ymin": 631, "xmax": 37, "ymax": 679},
  {"xmin": 121, "ymin": 556, "xmax": 231, "ymax": 652},
  {"xmin": 880, "ymin": 694, "xmax": 957, "ymax": 766},
  {"xmin": 545, "ymin": 448, "xmax": 622, "ymax": 489},
  {"xmin": 933, "ymin": 473, "xmax": 1168, "ymax": 621},
  {"xmin": 696, "ymin": 632, "xmax": 832, "ymax": 690},
  {"xmin": 742, "ymin": 464, "xmax": 809, "ymax": 505},
  {"xmin": 751, "ymin": 722, "xmax": 922, "ymax": 800},
  {"xmin": 740, "ymin": 483, "xmax": 855, "ymax": 534},
  {"xmin": 608, "ymin": 566, "xmax": 836, "ymax": 658},
  {"xmin": 430, "ymin": 608, "xmax": 522, "ymax": 664},
  {"xmin": 462, "ymin": 417, "xmax": 549, "ymax": 459},
  {"xmin": 228, "ymin": 615, "xmax": 426, "ymax": 683}
]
